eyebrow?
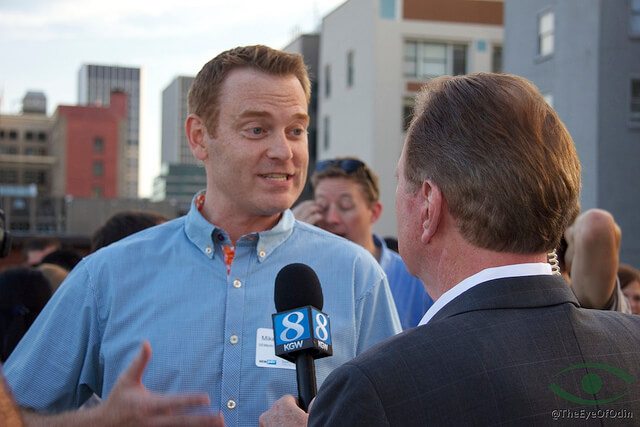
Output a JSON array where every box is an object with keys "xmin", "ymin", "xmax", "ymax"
[{"xmin": 237, "ymin": 110, "xmax": 310, "ymax": 123}]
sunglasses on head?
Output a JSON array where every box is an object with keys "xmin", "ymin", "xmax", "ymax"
[{"xmin": 315, "ymin": 159, "xmax": 365, "ymax": 173}]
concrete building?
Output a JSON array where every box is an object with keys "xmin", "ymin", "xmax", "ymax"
[
  {"xmin": 283, "ymin": 34, "xmax": 321, "ymax": 202},
  {"xmin": 318, "ymin": 0, "xmax": 503, "ymax": 236},
  {"xmin": 0, "ymin": 93, "xmax": 55, "ymax": 199},
  {"xmin": 161, "ymin": 76, "xmax": 196, "ymax": 166},
  {"xmin": 51, "ymin": 91, "xmax": 128, "ymax": 199},
  {"xmin": 78, "ymin": 64, "xmax": 141, "ymax": 198},
  {"xmin": 155, "ymin": 76, "xmax": 206, "ymax": 212},
  {"xmin": 504, "ymin": 0, "xmax": 640, "ymax": 266}
]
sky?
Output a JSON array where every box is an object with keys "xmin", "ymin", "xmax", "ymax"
[{"xmin": 0, "ymin": 0, "xmax": 346, "ymax": 197}]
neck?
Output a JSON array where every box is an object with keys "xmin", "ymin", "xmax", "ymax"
[
  {"xmin": 362, "ymin": 235, "xmax": 380, "ymax": 261},
  {"xmin": 423, "ymin": 238, "xmax": 548, "ymax": 301},
  {"xmin": 200, "ymin": 204, "xmax": 283, "ymax": 245}
]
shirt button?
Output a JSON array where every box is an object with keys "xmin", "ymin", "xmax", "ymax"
[
  {"xmin": 230, "ymin": 334, "xmax": 239, "ymax": 345},
  {"xmin": 233, "ymin": 279, "xmax": 242, "ymax": 288},
  {"xmin": 259, "ymin": 250, "xmax": 266, "ymax": 258},
  {"xmin": 205, "ymin": 246, "xmax": 212, "ymax": 254},
  {"xmin": 227, "ymin": 398, "xmax": 236, "ymax": 409}
]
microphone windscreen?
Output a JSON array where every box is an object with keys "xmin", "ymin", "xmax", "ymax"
[{"xmin": 274, "ymin": 263, "xmax": 323, "ymax": 312}]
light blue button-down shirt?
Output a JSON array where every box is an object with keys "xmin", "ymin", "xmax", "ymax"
[
  {"xmin": 4, "ymin": 194, "xmax": 401, "ymax": 426},
  {"xmin": 374, "ymin": 234, "xmax": 433, "ymax": 330}
]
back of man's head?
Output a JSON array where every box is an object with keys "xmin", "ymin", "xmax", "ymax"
[
  {"xmin": 188, "ymin": 45, "xmax": 310, "ymax": 136},
  {"xmin": 404, "ymin": 73, "xmax": 581, "ymax": 254}
]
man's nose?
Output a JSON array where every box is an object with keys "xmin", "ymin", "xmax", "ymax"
[{"xmin": 266, "ymin": 130, "xmax": 293, "ymax": 160}]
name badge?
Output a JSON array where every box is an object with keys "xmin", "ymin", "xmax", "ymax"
[{"xmin": 255, "ymin": 328, "xmax": 295, "ymax": 369}]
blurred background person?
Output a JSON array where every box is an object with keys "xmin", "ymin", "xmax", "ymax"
[
  {"xmin": 90, "ymin": 210, "xmax": 170, "ymax": 252},
  {"xmin": 36, "ymin": 263, "xmax": 70, "ymax": 294},
  {"xmin": 0, "ymin": 267, "xmax": 52, "ymax": 362},
  {"xmin": 293, "ymin": 157, "xmax": 433, "ymax": 330},
  {"xmin": 619, "ymin": 263, "xmax": 640, "ymax": 315},
  {"xmin": 39, "ymin": 248, "xmax": 82, "ymax": 272},
  {"xmin": 22, "ymin": 237, "xmax": 60, "ymax": 267},
  {"xmin": 558, "ymin": 208, "xmax": 630, "ymax": 313}
]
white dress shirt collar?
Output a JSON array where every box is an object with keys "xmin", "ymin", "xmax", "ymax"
[{"xmin": 418, "ymin": 263, "xmax": 552, "ymax": 326}]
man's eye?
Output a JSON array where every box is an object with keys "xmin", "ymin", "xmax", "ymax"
[
  {"xmin": 292, "ymin": 128, "xmax": 305, "ymax": 136},
  {"xmin": 252, "ymin": 127, "xmax": 263, "ymax": 135}
]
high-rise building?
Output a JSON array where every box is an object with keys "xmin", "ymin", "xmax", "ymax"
[
  {"xmin": 154, "ymin": 76, "xmax": 206, "ymax": 213},
  {"xmin": 0, "ymin": 92, "xmax": 54, "ymax": 198},
  {"xmin": 161, "ymin": 76, "xmax": 196, "ymax": 166},
  {"xmin": 318, "ymin": 0, "xmax": 503, "ymax": 236},
  {"xmin": 51, "ymin": 91, "xmax": 128, "ymax": 199},
  {"xmin": 504, "ymin": 0, "xmax": 640, "ymax": 266},
  {"xmin": 78, "ymin": 64, "xmax": 141, "ymax": 198}
]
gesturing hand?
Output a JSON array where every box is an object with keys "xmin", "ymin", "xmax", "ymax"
[{"xmin": 95, "ymin": 341, "xmax": 225, "ymax": 427}]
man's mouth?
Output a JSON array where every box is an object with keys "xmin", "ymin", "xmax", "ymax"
[{"xmin": 261, "ymin": 174, "xmax": 291, "ymax": 182}]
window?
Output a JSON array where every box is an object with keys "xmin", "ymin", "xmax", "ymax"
[
  {"xmin": 9, "ymin": 130, "xmax": 18, "ymax": 140},
  {"xmin": 631, "ymin": 79, "xmax": 640, "ymax": 122},
  {"xmin": 347, "ymin": 51, "xmax": 355, "ymax": 87},
  {"xmin": 25, "ymin": 131, "xmax": 34, "ymax": 140},
  {"xmin": 323, "ymin": 116, "xmax": 330, "ymax": 150},
  {"xmin": 0, "ymin": 169, "xmax": 18, "ymax": 184},
  {"xmin": 38, "ymin": 132, "xmax": 47, "ymax": 141},
  {"xmin": 93, "ymin": 137, "xmax": 104, "ymax": 153},
  {"xmin": 0, "ymin": 129, "xmax": 5, "ymax": 139},
  {"xmin": 325, "ymin": 64, "xmax": 331, "ymax": 97},
  {"xmin": 631, "ymin": 0, "xmax": 640, "ymax": 37},
  {"xmin": 538, "ymin": 10, "xmax": 554, "ymax": 56},
  {"xmin": 93, "ymin": 161, "xmax": 103, "ymax": 177},
  {"xmin": 380, "ymin": 0, "xmax": 396, "ymax": 19},
  {"xmin": 492, "ymin": 45, "xmax": 503, "ymax": 73},
  {"xmin": 404, "ymin": 41, "xmax": 467, "ymax": 78}
]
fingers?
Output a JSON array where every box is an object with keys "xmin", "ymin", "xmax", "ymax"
[
  {"xmin": 293, "ymin": 201, "xmax": 323, "ymax": 225},
  {"xmin": 143, "ymin": 392, "xmax": 212, "ymax": 415},
  {"xmin": 123, "ymin": 341, "xmax": 152, "ymax": 386},
  {"xmin": 259, "ymin": 394, "xmax": 307, "ymax": 427}
]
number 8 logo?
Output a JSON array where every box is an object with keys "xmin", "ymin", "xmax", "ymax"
[
  {"xmin": 280, "ymin": 312, "xmax": 305, "ymax": 342},
  {"xmin": 315, "ymin": 313, "xmax": 328, "ymax": 341}
]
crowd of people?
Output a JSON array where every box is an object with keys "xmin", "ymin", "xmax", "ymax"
[{"xmin": 0, "ymin": 44, "xmax": 639, "ymax": 425}]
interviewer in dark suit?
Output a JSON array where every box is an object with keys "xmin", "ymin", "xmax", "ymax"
[{"xmin": 259, "ymin": 73, "xmax": 640, "ymax": 426}]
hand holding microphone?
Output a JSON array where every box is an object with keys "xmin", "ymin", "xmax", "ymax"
[{"xmin": 271, "ymin": 263, "xmax": 332, "ymax": 412}]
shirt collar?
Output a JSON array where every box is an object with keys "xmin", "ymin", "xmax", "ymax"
[
  {"xmin": 418, "ymin": 262, "xmax": 552, "ymax": 326},
  {"xmin": 185, "ymin": 190, "xmax": 295, "ymax": 261}
]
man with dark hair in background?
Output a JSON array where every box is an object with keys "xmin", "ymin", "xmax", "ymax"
[
  {"xmin": 22, "ymin": 237, "xmax": 60, "ymax": 267},
  {"xmin": 260, "ymin": 73, "xmax": 640, "ymax": 426},
  {"xmin": 4, "ymin": 45, "xmax": 400, "ymax": 426},
  {"xmin": 90, "ymin": 210, "xmax": 170, "ymax": 252}
]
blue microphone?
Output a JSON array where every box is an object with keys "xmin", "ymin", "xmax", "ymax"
[{"xmin": 272, "ymin": 263, "xmax": 332, "ymax": 411}]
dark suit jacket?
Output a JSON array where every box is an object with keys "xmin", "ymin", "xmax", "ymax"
[{"xmin": 309, "ymin": 275, "xmax": 640, "ymax": 426}]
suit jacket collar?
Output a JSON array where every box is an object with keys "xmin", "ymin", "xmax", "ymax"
[{"xmin": 430, "ymin": 275, "xmax": 579, "ymax": 323}]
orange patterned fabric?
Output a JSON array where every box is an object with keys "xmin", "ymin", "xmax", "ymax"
[{"xmin": 195, "ymin": 193, "xmax": 235, "ymax": 275}]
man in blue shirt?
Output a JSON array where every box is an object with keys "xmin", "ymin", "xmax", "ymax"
[
  {"xmin": 3, "ymin": 45, "xmax": 401, "ymax": 426},
  {"xmin": 293, "ymin": 157, "xmax": 433, "ymax": 329}
]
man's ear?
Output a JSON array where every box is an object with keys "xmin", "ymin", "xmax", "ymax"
[
  {"xmin": 186, "ymin": 113, "xmax": 209, "ymax": 161},
  {"xmin": 370, "ymin": 201, "xmax": 383, "ymax": 224},
  {"xmin": 421, "ymin": 180, "xmax": 442, "ymax": 244}
]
